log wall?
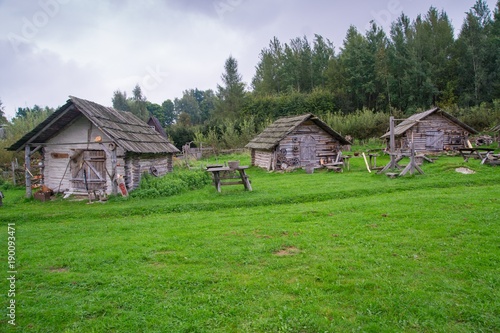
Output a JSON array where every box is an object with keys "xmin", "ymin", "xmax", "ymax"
[
  {"xmin": 250, "ymin": 121, "xmax": 345, "ymax": 170},
  {"xmin": 276, "ymin": 120, "xmax": 342, "ymax": 168},
  {"xmin": 124, "ymin": 153, "xmax": 173, "ymax": 190},
  {"xmin": 393, "ymin": 114, "xmax": 472, "ymax": 153},
  {"xmin": 251, "ymin": 150, "xmax": 273, "ymax": 170}
]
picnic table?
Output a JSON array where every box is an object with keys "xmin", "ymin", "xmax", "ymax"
[
  {"xmin": 206, "ymin": 165, "xmax": 252, "ymax": 192},
  {"xmin": 459, "ymin": 148, "xmax": 496, "ymax": 162}
]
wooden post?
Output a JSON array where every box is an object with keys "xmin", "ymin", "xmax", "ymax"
[
  {"xmin": 25, "ymin": 145, "xmax": 32, "ymax": 198},
  {"xmin": 362, "ymin": 153, "xmax": 372, "ymax": 173},
  {"xmin": 213, "ymin": 171, "xmax": 221, "ymax": 192},
  {"xmin": 110, "ymin": 148, "xmax": 117, "ymax": 195},
  {"xmin": 378, "ymin": 116, "xmax": 397, "ymax": 174},
  {"xmin": 399, "ymin": 130, "xmax": 424, "ymax": 176},
  {"xmin": 389, "ymin": 116, "xmax": 396, "ymax": 169},
  {"xmin": 238, "ymin": 168, "xmax": 253, "ymax": 191},
  {"xmin": 11, "ymin": 160, "xmax": 16, "ymax": 186}
]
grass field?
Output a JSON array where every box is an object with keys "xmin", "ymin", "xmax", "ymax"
[{"xmin": 1, "ymin": 153, "xmax": 499, "ymax": 332}]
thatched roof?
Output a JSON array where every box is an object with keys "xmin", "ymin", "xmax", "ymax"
[
  {"xmin": 381, "ymin": 107, "xmax": 478, "ymax": 138},
  {"xmin": 7, "ymin": 96, "xmax": 179, "ymax": 154},
  {"xmin": 245, "ymin": 113, "xmax": 351, "ymax": 150}
]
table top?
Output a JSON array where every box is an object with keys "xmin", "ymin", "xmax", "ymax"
[
  {"xmin": 459, "ymin": 148, "xmax": 495, "ymax": 152},
  {"xmin": 206, "ymin": 166, "xmax": 249, "ymax": 172}
]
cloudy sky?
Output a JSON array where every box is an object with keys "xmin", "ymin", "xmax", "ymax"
[{"xmin": 0, "ymin": 0, "xmax": 496, "ymax": 119}]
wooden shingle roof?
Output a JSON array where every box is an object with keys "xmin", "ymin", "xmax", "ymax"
[
  {"xmin": 7, "ymin": 96, "xmax": 179, "ymax": 154},
  {"xmin": 245, "ymin": 113, "xmax": 351, "ymax": 150},
  {"xmin": 381, "ymin": 107, "xmax": 478, "ymax": 138}
]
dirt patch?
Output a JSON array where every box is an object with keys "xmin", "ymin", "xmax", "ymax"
[
  {"xmin": 455, "ymin": 167, "xmax": 475, "ymax": 174},
  {"xmin": 49, "ymin": 267, "xmax": 68, "ymax": 273},
  {"xmin": 274, "ymin": 246, "xmax": 300, "ymax": 257},
  {"xmin": 154, "ymin": 250, "xmax": 175, "ymax": 255}
]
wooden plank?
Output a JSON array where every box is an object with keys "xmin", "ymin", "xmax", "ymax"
[
  {"xmin": 220, "ymin": 181, "xmax": 244, "ymax": 186},
  {"xmin": 362, "ymin": 152, "xmax": 371, "ymax": 173}
]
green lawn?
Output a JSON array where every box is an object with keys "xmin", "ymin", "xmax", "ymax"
[{"xmin": 1, "ymin": 154, "xmax": 499, "ymax": 332}]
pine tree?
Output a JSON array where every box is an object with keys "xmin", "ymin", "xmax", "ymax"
[
  {"xmin": 130, "ymin": 84, "xmax": 149, "ymax": 121},
  {"xmin": 456, "ymin": 0, "xmax": 492, "ymax": 105},
  {"xmin": 215, "ymin": 56, "xmax": 246, "ymax": 121}
]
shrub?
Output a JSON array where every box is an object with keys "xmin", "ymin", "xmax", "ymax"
[{"xmin": 130, "ymin": 170, "xmax": 211, "ymax": 199}]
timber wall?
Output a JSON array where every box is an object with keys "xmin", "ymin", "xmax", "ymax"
[
  {"xmin": 276, "ymin": 120, "xmax": 342, "ymax": 168},
  {"xmin": 251, "ymin": 150, "xmax": 273, "ymax": 170},
  {"xmin": 394, "ymin": 114, "xmax": 472, "ymax": 153},
  {"xmin": 124, "ymin": 153, "xmax": 173, "ymax": 190}
]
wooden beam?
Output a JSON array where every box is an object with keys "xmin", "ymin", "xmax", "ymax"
[
  {"xmin": 17, "ymin": 105, "xmax": 75, "ymax": 153},
  {"xmin": 25, "ymin": 145, "xmax": 32, "ymax": 198},
  {"xmin": 110, "ymin": 148, "xmax": 118, "ymax": 195}
]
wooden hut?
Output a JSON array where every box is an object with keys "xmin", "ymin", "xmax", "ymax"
[
  {"xmin": 245, "ymin": 113, "xmax": 351, "ymax": 171},
  {"xmin": 381, "ymin": 107, "xmax": 478, "ymax": 153},
  {"xmin": 7, "ymin": 96, "xmax": 179, "ymax": 197}
]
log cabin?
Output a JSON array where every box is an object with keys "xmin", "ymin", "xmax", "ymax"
[
  {"xmin": 381, "ymin": 107, "xmax": 478, "ymax": 154},
  {"xmin": 7, "ymin": 96, "xmax": 179, "ymax": 197},
  {"xmin": 245, "ymin": 113, "xmax": 351, "ymax": 171}
]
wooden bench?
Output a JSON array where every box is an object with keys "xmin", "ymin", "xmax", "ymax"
[
  {"xmin": 324, "ymin": 163, "xmax": 343, "ymax": 172},
  {"xmin": 459, "ymin": 148, "xmax": 495, "ymax": 162}
]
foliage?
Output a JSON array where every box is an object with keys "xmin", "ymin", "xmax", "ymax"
[
  {"xmin": 241, "ymin": 89, "xmax": 337, "ymax": 124},
  {"xmin": 192, "ymin": 116, "xmax": 260, "ymax": 151},
  {"xmin": 214, "ymin": 56, "xmax": 246, "ymax": 121},
  {"xmin": 446, "ymin": 99, "xmax": 500, "ymax": 130},
  {"xmin": 0, "ymin": 98, "xmax": 8, "ymax": 124},
  {"xmin": 253, "ymin": 35, "xmax": 335, "ymax": 96},
  {"xmin": 112, "ymin": 85, "xmax": 149, "ymax": 121},
  {"xmin": 322, "ymin": 108, "xmax": 394, "ymax": 140},
  {"xmin": 130, "ymin": 169, "xmax": 211, "ymax": 198},
  {"xmin": 167, "ymin": 124, "xmax": 196, "ymax": 150},
  {"xmin": 0, "ymin": 107, "xmax": 54, "ymax": 164},
  {"xmin": 111, "ymin": 90, "xmax": 130, "ymax": 112},
  {"xmin": 146, "ymin": 100, "xmax": 176, "ymax": 127},
  {"xmin": 250, "ymin": 1, "xmax": 500, "ymax": 115},
  {"xmin": 174, "ymin": 89, "xmax": 216, "ymax": 126}
]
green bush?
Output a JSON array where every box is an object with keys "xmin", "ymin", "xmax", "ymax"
[{"xmin": 131, "ymin": 170, "xmax": 211, "ymax": 199}]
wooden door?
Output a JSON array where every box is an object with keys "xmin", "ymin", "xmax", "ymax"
[
  {"xmin": 70, "ymin": 150, "xmax": 107, "ymax": 192},
  {"xmin": 425, "ymin": 131, "xmax": 444, "ymax": 151},
  {"xmin": 300, "ymin": 135, "xmax": 316, "ymax": 166}
]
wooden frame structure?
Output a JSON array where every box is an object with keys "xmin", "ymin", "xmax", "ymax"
[
  {"xmin": 7, "ymin": 97, "xmax": 179, "ymax": 198},
  {"xmin": 379, "ymin": 116, "xmax": 424, "ymax": 177}
]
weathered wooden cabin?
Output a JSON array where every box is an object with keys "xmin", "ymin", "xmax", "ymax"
[
  {"xmin": 381, "ymin": 107, "xmax": 478, "ymax": 154},
  {"xmin": 7, "ymin": 96, "xmax": 179, "ymax": 197},
  {"xmin": 245, "ymin": 113, "xmax": 351, "ymax": 171}
]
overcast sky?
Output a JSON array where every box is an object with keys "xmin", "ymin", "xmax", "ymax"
[{"xmin": 0, "ymin": 0, "xmax": 496, "ymax": 119}]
